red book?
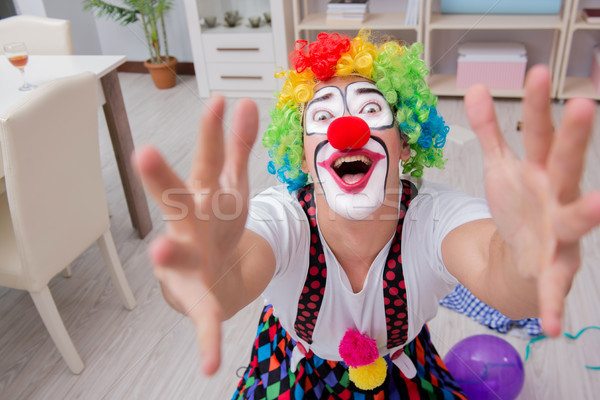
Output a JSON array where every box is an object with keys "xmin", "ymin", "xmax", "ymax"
[{"xmin": 583, "ymin": 8, "xmax": 600, "ymax": 23}]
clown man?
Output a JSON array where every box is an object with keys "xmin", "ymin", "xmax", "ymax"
[{"xmin": 134, "ymin": 29, "xmax": 599, "ymax": 399}]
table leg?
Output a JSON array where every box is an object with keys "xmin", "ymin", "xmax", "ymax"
[{"xmin": 100, "ymin": 69, "xmax": 152, "ymax": 238}]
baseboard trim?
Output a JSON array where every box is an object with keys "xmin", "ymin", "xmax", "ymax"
[{"xmin": 117, "ymin": 61, "xmax": 195, "ymax": 75}]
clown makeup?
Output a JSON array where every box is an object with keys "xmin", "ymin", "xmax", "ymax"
[
  {"xmin": 305, "ymin": 86, "xmax": 345, "ymax": 135},
  {"xmin": 345, "ymin": 81, "xmax": 394, "ymax": 129},
  {"xmin": 305, "ymin": 81, "xmax": 394, "ymax": 135},
  {"xmin": 304, "ymin": 79, "xmax": 400, "ymax": 221}
]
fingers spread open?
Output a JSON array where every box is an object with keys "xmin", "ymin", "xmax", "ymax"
[
  {"xmin": 464, "ymin": 84, "xmax": 510, "ymax": 167},
  {"xmin": 148, "ymin": 235, "xmax": 223, "ymax": 375},
  {"xmin": 537, "ymin": 247, "xmax": 579, "ymax": 337},
  {"xmin": 189, "ymin": 298, "xmax": 222, "ymax": 375},
  {"xmin": 223, "ymin": 98, "xmax": 259, "ymax": 188},
  {"xmin": 556, "ymin": 191, "xmax": 600, "ymax": 242},
  {"xmin": 548, "ymin": 98, "xmax": 596, "ymax": 203},
  {"xmin": 191, "ymin": 96, "xmax": 227, "ymax": 189},
  {"xmin": 133, "ymin": 146, "xmax": 194, "ymax": 232},
  {"xmin": 522, "ymin": 65, "xmax": 554, "ymax": 165},
  {"xmin": 149, "ymin": 236, "xmax": 201, "ymax": 271}
]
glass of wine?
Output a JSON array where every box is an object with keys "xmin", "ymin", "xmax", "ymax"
[{"xmin": 4, "ymin": 42, "xmax": 36, "ymax": 91}]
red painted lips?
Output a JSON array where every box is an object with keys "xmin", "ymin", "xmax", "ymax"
[{"xmin": 318, "ymin": 148, "xmax": 385, "ymax": 194}]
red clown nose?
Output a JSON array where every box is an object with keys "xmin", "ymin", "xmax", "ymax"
[{"xmin": 327, "ymin": 116, "xmax": 370, "ymax": 150}]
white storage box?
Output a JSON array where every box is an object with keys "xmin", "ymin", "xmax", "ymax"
[
  {"xmin": 456, "ymin": 42, "xmax": 527, "ymax": 90},
  {"xmin": 591, "ymin": 45, "xmax": 600, "ymax": 95}
]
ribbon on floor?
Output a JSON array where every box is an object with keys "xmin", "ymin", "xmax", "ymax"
[{"xmin": 524, "ymin": 326, "xmax": 600, "ymax": 370}]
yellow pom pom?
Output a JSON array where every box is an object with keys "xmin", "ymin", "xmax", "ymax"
[{"xmin": 348, "ymin": 357, "xmax": 387, "ymax": 391}]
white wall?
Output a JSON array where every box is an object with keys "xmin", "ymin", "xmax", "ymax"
[
  {"xmin": 13, "ymin": 0, "xmax": 46, "ymax": 16},
  {"xmin": 14, "ymin": 0, "xmax": 102, "ymax": 55},
  {"xmin": 94, "ymin": 0, "xmax": 193, "ymax": 62},
  {"xmin": 14, "ymin": 0, "xmax": 192, "ymax": 61},
  {"xmin": 44, "ymin": 0, "xmax": 102, "ymax": 55}
]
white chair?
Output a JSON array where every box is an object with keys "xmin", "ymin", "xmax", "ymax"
[
  {"xmin": 0, "ymin": 72, "xmax": 136, "ymax": 374},
  {"xmin": 0, "ymin": 14, "xmax": 74, "ymax": 55}
]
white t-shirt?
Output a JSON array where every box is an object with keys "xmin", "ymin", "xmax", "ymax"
[{"xmin": 246, "ymin": 180, "xmax": 491, "ymax": 361}]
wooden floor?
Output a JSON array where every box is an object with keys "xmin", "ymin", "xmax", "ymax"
[{"xmin": 0, "ymin": 73, "xmax": 598, "ymax": 399}]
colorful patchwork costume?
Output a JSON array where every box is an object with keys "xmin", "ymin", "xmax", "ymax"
[{"xmin": 233, "ymin": 29, "xmax": 492, "ymax": 398}]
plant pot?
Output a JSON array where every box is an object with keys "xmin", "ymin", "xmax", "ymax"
[{"xmin": 144, "ymin": 56, "xmax": 178, "ymax": 89}]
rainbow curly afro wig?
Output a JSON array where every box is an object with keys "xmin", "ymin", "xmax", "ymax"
[{"xmin": 264, "ymin": 28, "xmax": 449, "ymax": 191}]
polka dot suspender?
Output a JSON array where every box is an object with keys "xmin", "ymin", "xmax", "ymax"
[
  {"xmin": 294, "ymin": 180, "xmax": 417, "ymax": 348},
  {"xmin": 383, "ymin": 180, "xmax": 416, "ymax": 348},
  {"xmin": 294, "ymin": 187, "xmax": 327, "ymax": 344}
]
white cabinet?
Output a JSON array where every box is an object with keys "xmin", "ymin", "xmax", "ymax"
[
  {"xmin": 557, "ymin": 0, "xmax": 600, "ymax": 99},
  {"xmin": 423, "ymin": 0, "xmax": 573, "ymax": 98},
  {"xmin": 291, "ymin": 0, "xmax": 424, "ymax": 45},
  {"xmin": 185, "ymin": 0, "xmax": 595, "ymax": 100},
  {"xmin": 183, "ymin": 0, "xmax": 294, "ymax": 97}
]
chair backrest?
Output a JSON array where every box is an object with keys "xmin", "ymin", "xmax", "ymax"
[
  {"xmin": 0, "ymin": 15, "xmax": 74, "ymax": 55},
  {"xmin": 0, "ymin": 72, "xmax": 109, "ymax": 291}
]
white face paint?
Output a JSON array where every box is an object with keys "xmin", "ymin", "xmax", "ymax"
[
  {"xmin": 304, "ymin": 80, "xmax": 396, "ymax": 220},
  {"xmin": 345, "ymin": 81, "xmax": 394, "ymax": 129},
  {"xmin": 315, "ymin": 138, "xmax": 388, "ymax": 220},
  {"xmin": 304, "ymin": 86, "xmax": 345, "ymax": 135},
  {"xmin": 304, "ymin": 82, "xmax": 394, "ymax": 135}
]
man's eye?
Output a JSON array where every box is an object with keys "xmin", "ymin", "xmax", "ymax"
[
  {"xmin": 314, "ymin": 110, "xmax": 333, "ymax": 121},
  {"xmin": 360, "ymin": 102, "xmax": 381, "ymax": 114}
]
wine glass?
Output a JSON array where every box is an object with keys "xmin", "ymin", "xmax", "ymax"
[{"xmin": 4, "ymin": 42, "xmax": 36, "ymax": 91}]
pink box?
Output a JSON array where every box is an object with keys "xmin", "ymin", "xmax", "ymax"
[
  {"xmin": 456, "ymin": 42, "xmax": 527, "ymax": 90},
  {"xmin": 591, "ymin": 45, "xmax": 600, "ymax": 94}
]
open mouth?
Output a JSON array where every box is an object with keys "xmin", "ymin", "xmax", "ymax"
[
  {"xmin": 332, "ymin": 155, "xmax": 372, "ymax": 184},
  {"xmin": 318, "ymin": 148, "xmax": 385, "ymax": 194}
]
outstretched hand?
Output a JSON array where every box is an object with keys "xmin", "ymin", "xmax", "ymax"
[
  {"xmin": 133, "ymin": 96, "xmax": 258, "ymax": 374},
  {"xmin": 464, "ymin": 65, "xmax": 600, "ymax": 337}
]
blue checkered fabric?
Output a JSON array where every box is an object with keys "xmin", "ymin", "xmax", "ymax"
[{"xmin": 440, "ymin": 284, "xmax": 542, "ymax": 337}]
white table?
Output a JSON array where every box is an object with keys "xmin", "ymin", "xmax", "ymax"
[{"xmin": 0, "ymin": 55, "xmax": 152, "ymax": 238}]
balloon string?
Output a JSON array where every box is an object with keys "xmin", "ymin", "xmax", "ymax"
[{"xmin": 524, "ymin": 326, "xmax": 600, "ymax": 370}]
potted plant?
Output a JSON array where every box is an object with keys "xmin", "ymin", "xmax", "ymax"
[{"xmin": 83, "ymin": 0, "xmax": 177, "ymax": 89}]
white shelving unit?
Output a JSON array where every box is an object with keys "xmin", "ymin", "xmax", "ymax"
[
  {"xmin": 423, "ymin": 0, "xmax": 573, "ymax": 98},
  {"xmin": 292, "ymin": 0, "xmax": 424, "ymax": 45},
  {"xmin": 184, "ymin": 0, "xmax": 598, "ymax": 100},
  {"xmin": 183, "ymin": 0, "xmax": 294, "ymax": 98},
  {"xmin": 557, "ymin": 0, "xmax": 600, "ymax": 99}
]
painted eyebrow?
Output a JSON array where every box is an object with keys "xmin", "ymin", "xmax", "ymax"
[
  {"xmin": 304, "ymin": 91, "xmax": 336, "ymax": 127},
  {"xmin": 355, "ymin": 87, "xmax": 384, "ymax": 96},
  {"xmin": 307, "ymin": 92, "xmax": 334, "ymax": 108}
]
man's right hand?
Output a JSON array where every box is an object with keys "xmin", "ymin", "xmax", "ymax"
[{"xmin": 133, "ymin": 96, "xmax": 259, "ymax": 375}]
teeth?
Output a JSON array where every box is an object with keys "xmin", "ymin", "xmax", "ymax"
[{"xmin": 333, "ymin": 155, "xmax": 372, "ymax": 169}]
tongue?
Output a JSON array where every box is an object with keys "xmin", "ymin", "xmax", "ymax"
[{"xmin": 341, "ymin": 173, "xmax": 366, "ymax": 185}]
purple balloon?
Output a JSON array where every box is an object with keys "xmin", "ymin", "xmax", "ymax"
[{"xmin": 443, "ymin": 334, "xmax": 524, "ymax": 400}]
